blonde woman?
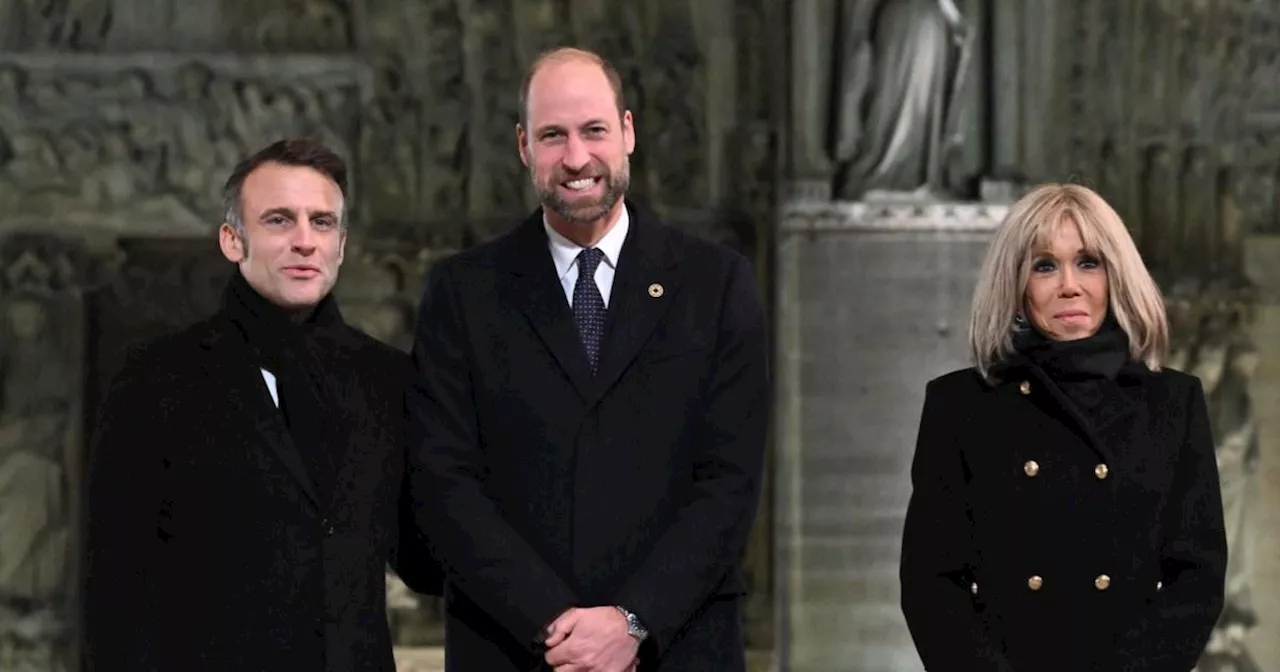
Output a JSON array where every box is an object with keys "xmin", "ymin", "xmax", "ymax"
[{"xmin": 899, "ymin": 183, "xmax": 1227, "ymax": 671}]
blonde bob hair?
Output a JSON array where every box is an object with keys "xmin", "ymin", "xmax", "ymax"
[{"xmin": 969, "ymin": 183, "xmax": 1169, "ymax": 382}]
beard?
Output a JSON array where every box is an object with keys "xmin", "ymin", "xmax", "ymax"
[{"xmin": 534, "ymin": 157, "xmax": 630, "ymax": 226}]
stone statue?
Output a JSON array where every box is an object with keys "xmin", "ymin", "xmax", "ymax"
[
  {"xmin": 831, "ymin": 0, "xmax": 977, "ymax": 201},
  {"xmin": 0, "ymin": 295, "xmax": 74, "ymax": 670}
]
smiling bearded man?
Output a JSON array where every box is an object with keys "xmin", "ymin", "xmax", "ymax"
[{"xmin": 405, "ymin": 47, "xmax": 771, "ymax": 672}]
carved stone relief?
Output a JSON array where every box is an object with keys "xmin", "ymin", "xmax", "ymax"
[
  {"xmin": 0, "ymin": 0, "xmax": 355, "ymax": 54},
  {"xmin": 0, "ymin": 233, "xmax": 119, "ymax": 672},
  {"xmin": 0, "ymin": 55, "xmax": 363, "ymax": 237},
  {"xmin": 0, "ymin": 0, "xmax": 115, "ymax": 51},
  {"xmin": 1048, "ymin": 0, "xmax": 1280, "ymax": 275},
  {"xmin": 1165, "ymin": 280, "xmax": 1264, "ymax": 672},
  {"xmin": 222, "ymin": 0, "xmax": 355, "ymax": 52}
]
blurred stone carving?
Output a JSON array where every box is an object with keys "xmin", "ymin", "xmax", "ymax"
[
  {"xmin": 2, "ymin": 0, "xmax": 356, "ymax": 53},
  {"xmin": 0, "ymin": 0, "xmax": 114, "ymax": 51},
  {"xmin": 1166, "ymin": 280, "xmax": 1262, "ymax": 672},
  {"xmin": 0, "ymin": 234, "xmax": 112, "ymax": 672},
  {"xmin": 235, "ymin": 0, "xmax": 353, "ymax": 52},
  {"xmin": 0, "ymin": 297, "xmax": 73, "ymax": 605},
  {"xmin": 0, "ymin": 57, "xmax": 359, "ymax": 237}
]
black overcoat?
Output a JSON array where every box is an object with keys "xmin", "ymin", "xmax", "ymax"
[
  {"xmin": 405, "ymin": 202, "xmax": 771, "ymax": 671},
  {"xmin": 83, "ymin": 306, "xmax": 443, "ymax": 671},
  {"xmin": 900, "ymin": 361, "xmax": 1227, "ymax": 671}
]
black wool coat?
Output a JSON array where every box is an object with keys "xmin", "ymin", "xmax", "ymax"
[
  {"xmin": 406, "ymin": 203, "xmax": 771, "ymax": 671},
  {"xmin": 900, "ymin": 360, "xmax": 1227, "ymax": 672},
  {"xmin": 83, "ymin": 307, "xmax": 442, "ymax": 671}
]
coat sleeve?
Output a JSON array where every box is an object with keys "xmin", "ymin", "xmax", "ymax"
[
  {"xmin": 1114, "ymin": 377, "xmax": 1227, "ymax": 669},
  {"xmin": 405, "ymin": 259, "xmax": 579, "ymax": 651},
  {"xmin": 899, "ymin": 378, "xmax": 1015, "ymax": 671},
  {"xmin": 611, "ymin": 254, "xmax": 771, "ymax": 657},
  {"xmin": 387, "ymin": 351, "xmax": 445, "ymax": 597},
  {"xmin": 388, "ymin": 435, "xmax": 445, "ymax": 597},
  {"xmin": 83, "ymin": 345, "xmax": 166, "ymax": 671}
]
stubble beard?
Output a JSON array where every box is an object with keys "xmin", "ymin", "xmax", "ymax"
[{"xmin": 535, "ymin": 158, "xmax": 630, "ymax": 227}]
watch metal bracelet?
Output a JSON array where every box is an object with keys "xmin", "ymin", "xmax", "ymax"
[{"xmin": 614, "ymin": 605, "xmax": 649, "ymax": 641}]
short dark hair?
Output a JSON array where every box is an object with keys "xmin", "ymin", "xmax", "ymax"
[
  {"xmin": 517, "ymin": 47, "xmax": 626, "ymax": 131},
  {"xmin": 221, "ymin": 137, "xmax": 349, "ymax": 232}
]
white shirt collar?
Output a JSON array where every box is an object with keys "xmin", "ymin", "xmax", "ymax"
[{"xmin": 544, "ymin": 205, "xmax": 630, "ymax": 280}]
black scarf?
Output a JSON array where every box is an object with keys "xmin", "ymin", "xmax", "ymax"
[
  {"xmin": 1010, "ymin": 313, "xmax": 1137, "ymax": 427},
  {"xmin": 222, "ymin": 270, "xmax": 345, "ymax": 503}
]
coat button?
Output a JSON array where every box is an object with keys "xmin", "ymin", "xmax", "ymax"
[
  {"xmin": 1023, "ymin": 460, "xmax": 1040, "ymax": 477},
  {"xmin": 970, "ymin": 582, "xmax": 978, "ymax": 596},
  {"xmin": 1095, "ymin": 574, "xmax": 1111, "ymax": 591},
  {"xmin": 1095, "ymin": 463, "xmax": 1109, "ymax": 480},
  {"xmin": 1019, "ymin": 380, "xmax": 1031, "ymax": 395},
  {"xmin": 1027, "ymin": 575, "xmax": 1043, "ymax": 591},
  {"xmin": 1156, "ymin": 581, "xmax": 1163, "ymax": 591}
]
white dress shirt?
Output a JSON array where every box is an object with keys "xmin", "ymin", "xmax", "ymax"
[
  {"xmin": 544, "ymin": 207, "xmax": 630, "ymax": 308},
  {"xmin": 261, "ymin": 369, "xmax": 280, "ymax": 407}
]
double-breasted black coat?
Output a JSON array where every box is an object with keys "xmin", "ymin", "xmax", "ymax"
[
  {"xmin": 405, "ymin": 203, "xmax": 771, "ymax": 671},
  {"xmin": 900, "ymin": 360, "xmax": 1227, "ymax": 671},
  {"xmin": 83, "ymin": 302, "xmax": 443, "ymax": 671}
]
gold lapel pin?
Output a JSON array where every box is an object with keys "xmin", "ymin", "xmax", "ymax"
[{"xmin": 648, "ymin": 283, "xmax": 664, "ymax": 298}]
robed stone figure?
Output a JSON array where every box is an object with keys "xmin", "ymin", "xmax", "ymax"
[{"xmin": 830, "ymin": 0, "xmax": 981, "ymax": 199}]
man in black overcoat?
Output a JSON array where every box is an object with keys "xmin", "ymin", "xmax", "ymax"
[
  {"xmin": 83, "ymin": 138, "xmax": 442, "ymax": 671},
  {"xmin": 406, "ymin": 47, "xmax": 771, "ymax": 671}
]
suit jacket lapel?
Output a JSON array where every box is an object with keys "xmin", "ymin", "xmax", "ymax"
[
  {"xmin": 199, "ymin": 318, "xmax": 322, "ymax": 509},
  {"xmin": 590, "ymin": 203, "xmax": 683, "ymax": 404},
  {"xmin": 504, "ymin": 211, "xmax": 596, "ymax": 401}
]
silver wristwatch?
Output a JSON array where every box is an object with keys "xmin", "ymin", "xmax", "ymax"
[{"xmin": 614, "ymin": 605, "xmax": 649, "ymax": 641}]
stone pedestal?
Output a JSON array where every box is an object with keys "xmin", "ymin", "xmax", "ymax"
[{"xmin": 773, "ymin": 199, "xmax": 1004, "ymax": 671}]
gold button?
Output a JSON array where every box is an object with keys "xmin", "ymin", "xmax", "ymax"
[
  {"xmin": 970, "ymin": 582, "xmax": 978, "ymax": 596},
  {"xmin": 1019, "ymin": 380, "xmax": 1031, "ymax": 395},
  {"xmin": 1156, "ymin": 581, "xmax": 1163, "ymax": 591},
  {"xmin": 1095, "ymin": 574, "xmax": 1111, "ymax": 591},
  {"xmin": 1023, "ymin": 460, "xmax": 1040, "ymax": 477},
  {"xmin": 1027, "ymin": 575, "xmax": 1043, "ymax": 591},
  {"xmin": 1095, "ymin": 463, "xmax": 1109, "ymax": 480}
]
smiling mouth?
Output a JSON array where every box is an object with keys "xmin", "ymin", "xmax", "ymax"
[{"xmin": 561, "ymin": 176, "xmax": 601, "ymax": 191}]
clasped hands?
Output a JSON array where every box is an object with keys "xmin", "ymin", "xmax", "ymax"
[{"xmin": 543, "ymin": 606, "xmax": 640, "ymax": 672}]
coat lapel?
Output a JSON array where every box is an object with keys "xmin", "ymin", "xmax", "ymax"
[
  {"xmin": 199, "ymin": 318, "xmax": 321, "ymax": 509},
  {"xmin": 1012, "ymin": 360, "xmax": 1150, "ymax": 471},
  {"xmin": 1019, "ymin": 364, "xmax": 1119, "ymax": 468},
  {"xmin": 501, "ymin": 203, "xmax": 685, "ymax": 405},
  {"xmin": 504, "ymin": 211, "xmax": 596, "ymax": 401},
  {"xmin": 590, "ymin": 204, "xmax": 683, "ymax": 405}
]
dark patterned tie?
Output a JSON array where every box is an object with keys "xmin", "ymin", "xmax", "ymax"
[{"xmin": 573, "ymin": 248, "xmax": 607, "ymax": 375}]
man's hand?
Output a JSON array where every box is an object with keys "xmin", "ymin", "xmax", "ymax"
[{"xmin": 543, "ymin": 606, "xmax": 640, "ymax": 671}]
